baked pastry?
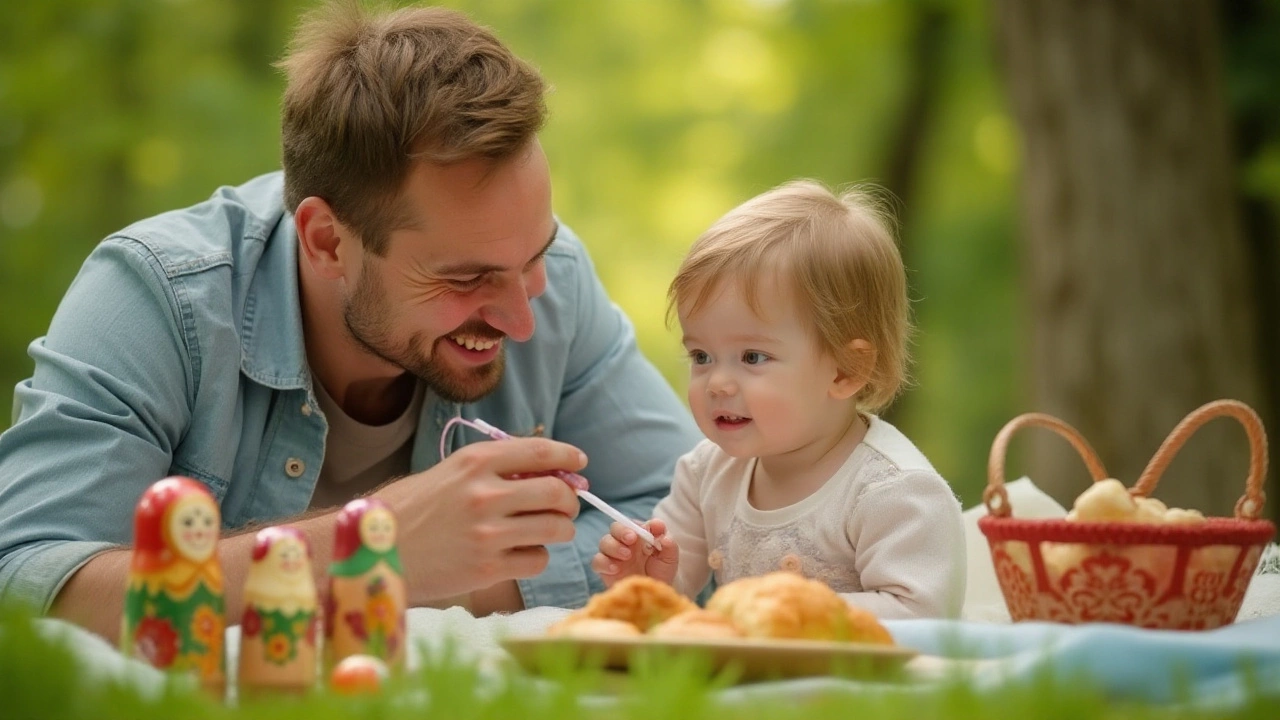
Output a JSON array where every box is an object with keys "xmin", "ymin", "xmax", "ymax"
[
  {"xmin": 546, "ymin": 616, "xmax": 643, "ymax": 639},
  {"xmin": 1068, "ymin": 478, "xmax": 1206, "ymax": 525},
  {"xmin": 575, "ymin": 576, "xmax": 697, "ymax": 631},
  {"xmin": 649, "ymin": 610, "xmax": 743, "ymax": 640},
  {"xmin": 707, "ymin": 572, "xmax": 893, "ymax": 644},
  {"xmin": 843, "ymin": 604, "xmax": 895, "ymax": 645}
]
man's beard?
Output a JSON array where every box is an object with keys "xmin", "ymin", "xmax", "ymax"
[{"xmin": 342, "ymin": 263, "xmax": 506, "ymax": 404}]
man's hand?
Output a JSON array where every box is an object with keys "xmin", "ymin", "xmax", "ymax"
[
  {"xmin": 373, "ymin": 437, "xmax": 583, "ymax": 606},
  {"xmin": 591, "ymin": 518, "xmax": 678, "ymax": 587}
]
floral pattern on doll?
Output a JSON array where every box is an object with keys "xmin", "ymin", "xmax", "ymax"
[
  {"xmin": 326, "ymin": 498, "xmax": 406, "ymax": 670},
  {"xmin": 122, "ymin": 477, "xmax": 225, "ymax": 688},
  {"xmin": 239, "ymin": 526, "xmax": 318, "ymax": 690}
]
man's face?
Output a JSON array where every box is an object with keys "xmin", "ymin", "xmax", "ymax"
[{"xmin": 342, "ymin": 143, "xmax": 555, "ymax": 403}]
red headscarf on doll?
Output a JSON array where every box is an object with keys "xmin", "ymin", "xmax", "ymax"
[
  {"xmin": 332, "ymin": 498, "xmax": 394, "ymax": 562},
  {"xmin": 130, "ymin": 476, "xmax": 219, "ymax": 574},
  {"xmin": 251, "ymin": 525, "xmax": 311, "ymax": 562}
]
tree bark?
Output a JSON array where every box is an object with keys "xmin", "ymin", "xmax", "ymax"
[
  {"xmin": 878, "ymin": 0, "xmax": 950, "ymax": 427},
  {"xmin": 994, "ymin": 0, "xmax": 1271, "ymax": 518}
]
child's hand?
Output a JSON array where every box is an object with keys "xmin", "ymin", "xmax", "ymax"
[{"xmin": 591, "ymin": 519, "xmax": 678, "ymax": 587}]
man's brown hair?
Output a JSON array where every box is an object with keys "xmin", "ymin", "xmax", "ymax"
[{"xmin": 277, "ymin": 1, "xmax": 547, "ymax": 254}]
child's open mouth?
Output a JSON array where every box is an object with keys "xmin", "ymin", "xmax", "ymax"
[{"xmin": 714, "ymin": 413, "xmax": 752, "ymax": 431}]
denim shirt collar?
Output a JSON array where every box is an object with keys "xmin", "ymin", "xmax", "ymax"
[{"xmin": 239, "ymin": 212, "xmax": 311, "ymax": 391}]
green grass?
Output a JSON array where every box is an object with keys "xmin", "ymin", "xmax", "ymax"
[{"xmin": 0, "ymin": 604, "xmax": 1275, "ymax": 720}]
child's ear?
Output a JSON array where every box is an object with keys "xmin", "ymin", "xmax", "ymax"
[{"xmin": 831, "ymin": 340, "xmax": 875, "ymax": 400}]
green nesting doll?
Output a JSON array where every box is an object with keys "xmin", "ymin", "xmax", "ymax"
[{"xmin": 324, "ymin": 497, "xmax": 406, "ymax": 671}]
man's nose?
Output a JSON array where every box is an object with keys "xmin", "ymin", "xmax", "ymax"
[{"xmin": 482, "ymin": 276, "xmax": 538, "ymax": 342}]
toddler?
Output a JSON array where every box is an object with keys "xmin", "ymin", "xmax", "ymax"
[{"xmin": 592, "ymin": 180, "xmax": 965, "ymax": 619}]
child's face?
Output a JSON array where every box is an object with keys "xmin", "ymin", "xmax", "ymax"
[{"xmin": 679, "ymin": 275, "xmax": 849, "ymax": 459}]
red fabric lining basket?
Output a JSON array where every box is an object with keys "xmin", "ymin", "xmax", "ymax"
[{"xmin": 977, "ymin": 399, "xmax": 1276, "ymax": 630}]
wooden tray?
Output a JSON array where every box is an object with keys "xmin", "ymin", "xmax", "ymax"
[{"xmin": 500, "ymin": 635, "xmax": 917, "ymax": 682}]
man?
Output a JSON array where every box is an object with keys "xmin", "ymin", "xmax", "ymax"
[{"xmin": 0, "ymin": 2, "xmax": 699, "ymax": 642}]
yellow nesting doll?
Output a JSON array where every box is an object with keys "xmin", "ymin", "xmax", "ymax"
[
  {"xmin": 122, "ymin": 477, "xmax": 225, "ymax": 691},
  {"xmin": 324, "ymin": 498, "xmax": 406, "ymax": 671},
  {"xmin": 238, "ymin": 526, "xmax": 318, "ymax": 695}
]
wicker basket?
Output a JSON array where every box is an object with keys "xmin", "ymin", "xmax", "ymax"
[{"xmin": 978, "ymin": 399, "xmax": 1276, "ymax": 630}]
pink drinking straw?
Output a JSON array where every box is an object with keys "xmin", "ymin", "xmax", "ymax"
[{"xmin": 440, "ymin": 417, "xmax": 661, "ymax": 549}]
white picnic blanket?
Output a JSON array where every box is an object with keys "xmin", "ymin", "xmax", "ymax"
[{"xmin": 26, "ymin": 477, "xmax": 1280, "ymax": 707}]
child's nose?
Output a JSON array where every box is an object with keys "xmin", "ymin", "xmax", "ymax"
[{"xmin": 707, "ymin": 369, "xmax": 736, "ymax": 396}]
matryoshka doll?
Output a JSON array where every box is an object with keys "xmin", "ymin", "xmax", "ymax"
[
  {"xmin": 122, "ymin": 476, "xmax": 225, "ymax": 692},
  {"xmin": 325, "ymin": 498, "xmax": 406, "ymax": 671},
  {"xmin": 238, "ymin": 526, "xmax": 319, "ymax": 695}
]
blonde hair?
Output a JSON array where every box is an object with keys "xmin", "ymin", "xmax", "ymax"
[
  {"xmin": 668, "ymin": 180, "xmax": 912, "ymax": 412},
  {"xmin": 277, "ymin": 1, "xmax": 547, "ymax": 254}
]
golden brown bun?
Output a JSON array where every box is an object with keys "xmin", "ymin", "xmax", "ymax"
[
  {"xmin": 844, "ymin": 604, "xmax": 895, "ymax": 645},
  {"xmin": 649, "ymin": 610, "xmax": 743, "ymax": 640},
  {"xmin": 577, "ymin": 576, "xmax": 697, "ymax": 631},
  {"xmin": 707, "ymin": 572, "xmax": 893, "ymax": 644},
  {"xmin": 546, "ymin": 616, "xmax": 643, "ymax": 639}
]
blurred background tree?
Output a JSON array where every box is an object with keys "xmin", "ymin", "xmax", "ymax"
[
  {"xmin": 0, "ymin": 0, "xmax": 1275, "ymax": 517},
  {"xmin": 995, "ymin": 0, "xmax": 1277, "ymax": 517}
]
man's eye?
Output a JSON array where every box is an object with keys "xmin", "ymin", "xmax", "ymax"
[
  {"xmin": 449, "ymin": 276, "xmax": 484, "ymax": 289},
  {"xmin": 743, "ymin": 351, "xmax": 768, "ymax": 365}
]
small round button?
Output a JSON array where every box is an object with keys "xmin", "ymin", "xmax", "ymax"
[
  {"xmin": 301, "ymin": 403, "xmax": 313, "ymax": 416},
  {"xmin": 284, "ymin": 458, "xmax": 306, "ymax": 478}
]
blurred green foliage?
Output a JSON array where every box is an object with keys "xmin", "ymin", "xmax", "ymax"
[{"xmin": 0, "ymin": 0, "xmax": 1099, "ymax": 509}]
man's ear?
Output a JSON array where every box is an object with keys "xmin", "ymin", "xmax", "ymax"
[
  {"xmin": 295, "ymin": 196, "xmax": 356, "ymax": 281},
  {"xmin": 831, "ymin": 339, "xmax": 875, "ymax": 401}
]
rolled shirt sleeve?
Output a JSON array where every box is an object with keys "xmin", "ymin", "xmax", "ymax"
[{"xmin": 0, "ymin": 238, "xmax": 192, "ymax": 611}]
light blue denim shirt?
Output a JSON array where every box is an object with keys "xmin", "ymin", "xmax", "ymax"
[{"xmin": 0, "ymin": 172, "xmax": 700, "ymax": 612}]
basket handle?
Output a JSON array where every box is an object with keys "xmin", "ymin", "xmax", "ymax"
[
  {"xmin": 1132, "ymin": 399, "xmax": 1268, "ymax": 520},
  {"xmin": 984, "ymin": 413, "xmax": 1109, "ymax": 517}
]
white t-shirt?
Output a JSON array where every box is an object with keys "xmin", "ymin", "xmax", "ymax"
[
  {"xmin": 654, "ymin": 415, "xmax": 966, "ymax": 619},
  {"xmin": 307, "ymin": 380, "xmax": 470, "ymax": 611},
  {"xmin": 307, "ymin": 379, "xmax": 425, "ymax": 511}
]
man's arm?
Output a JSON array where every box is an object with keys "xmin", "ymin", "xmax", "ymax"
[
  {"xmin": 0, "ymin": 238, "xmax": 217, "ymax": 631},
  {"xmin": 51, "ymin": 510, "xmax": 338, "ymax": 643},
  {"xmin": 54, "ymin": 433, "xmax": 593, "ymax": 639}
]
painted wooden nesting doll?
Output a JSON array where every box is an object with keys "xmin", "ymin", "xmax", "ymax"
[
  {"xmin": 238, "ymin": 526, "xmax": 319, "ymax": 695},
  {"xmin": 325, "ymin": 498, "xmax": 406, "ymax": 671},
  {"xmin": 122, "ymin": 477, "xmax": 225, "ymax": 691}
]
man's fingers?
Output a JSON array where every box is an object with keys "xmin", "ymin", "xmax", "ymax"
[
  {"xmin": 470, "ymin": 437, "xmax": 587, "ymax": 477},
  {"xmin": 496, "ymin": 475, "xmax": 580, "ymax": 518},
  {"xmin": 491, "ymin": 511, "xmax": 576, "ymax": 548},
  {"xmin": 503, "ymin": 546, "xmax": 552, "ymax": 579}
]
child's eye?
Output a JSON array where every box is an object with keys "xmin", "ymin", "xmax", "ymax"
[
  {"xmin": 742, "ymin": 351, "xmax": 768, "ymax": 365},
  {"xmin": 688, "ymin": 350, "xmax": 711, "ymax": 365}
]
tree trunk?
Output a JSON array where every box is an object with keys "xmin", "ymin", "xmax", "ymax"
[
  {"xmin": 994, "ymin": 0, "xmax": 1271, "ymax": 518},
  {"xmin": 878, "ymin": 0, "xmax": 950, "ymax": 428}
]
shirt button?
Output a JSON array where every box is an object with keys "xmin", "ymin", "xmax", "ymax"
[
  {"xmin": 301, "ymin": 403, "xmax": 313, "ymax": 416},
  {"xmin": 284, "ymin": 458, "xmax": 306, "ymax": 478}
]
